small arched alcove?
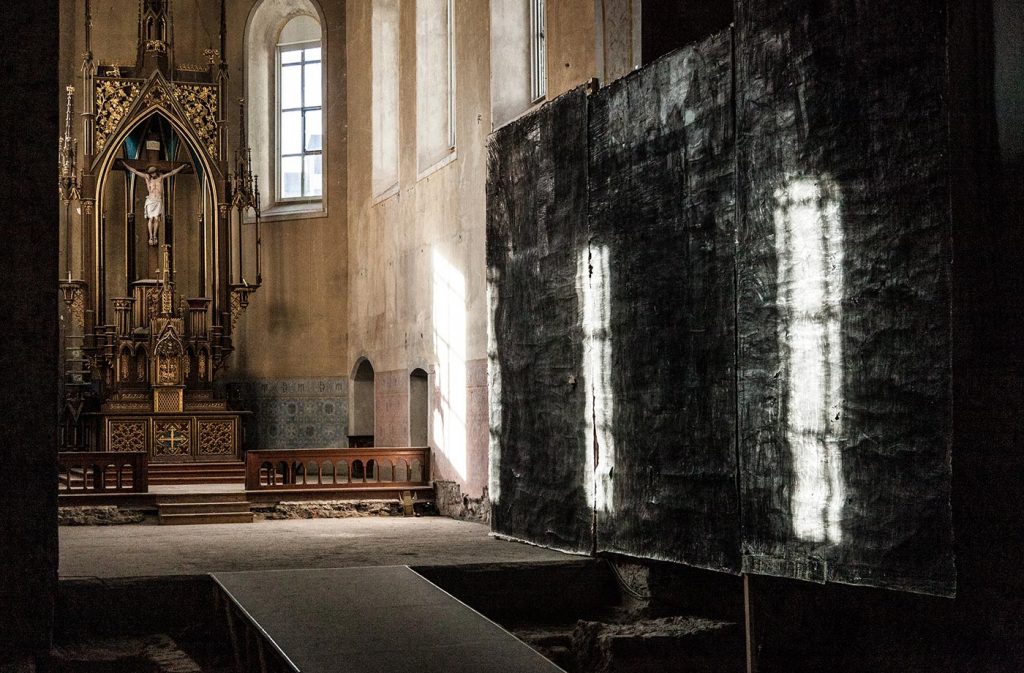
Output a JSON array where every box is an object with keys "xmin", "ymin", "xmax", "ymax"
[
  {"xmin": 410, "ymin": 368, "xmax": 429, "ymax": 447},
  {"xmin": 349, "ymin": 357, "xmax": 375, "ymax": 447}
]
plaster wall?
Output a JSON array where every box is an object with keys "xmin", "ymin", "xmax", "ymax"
[
  {"xmin": 346, "ymin": 0, "xmax": 597, "ymax": 496},
  {"xmin": 228, "ymin": 0, "xmax": 348, "ymax": 381},
  {"xmin": 546, "ymin": 0, "xmax": 596, "ymax": 97}
]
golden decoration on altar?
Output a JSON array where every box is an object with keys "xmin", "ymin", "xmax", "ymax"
[
  {"xmin": 60, "ymin": 279, "xmax": 87, "ymax": 330},
  {"xmin": 198, "ymin": 420, "xmax": 234, "ymax": 455},
  {"xmin": 143, "ymin": 82, "xmax": 170, "ymax": 108},
  {"xmin": 69, "ymin": 289, "xmax": 86, "ymax": 330},
  {"xmin": 229, "ymin": 283, "xmax": 254, "ymax": 329},
  {"xmin": 154, "ymin": 421, "xmax": 191, "ymax": 455},
  {"xmin": 94, "ymin": 79, "xmax": 141, "ymax": 153},
  {"xmin": 59, "ymin": 85, "xmax": 80, "ymax": 203},
  {"xmin": 109, "ymin": 420, "xmax": 146, "ymax": 452},
  {"xmin": 173, "ymin": 84, "xmax": 219, "ymax": 159}
]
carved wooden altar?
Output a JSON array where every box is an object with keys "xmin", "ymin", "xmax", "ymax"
[{"xmin": 59, "ymin": 0, "xmax": 262, "ymax": 462}]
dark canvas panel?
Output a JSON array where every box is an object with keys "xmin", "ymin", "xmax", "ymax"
[
  {"xmin": 588, "ymin": 32, "xmax": 741, "ymax": 573},
  {"xmin": 735, "ymin": 0, "xmax": 956, "ymax": 595},
  {"xmin": 486, "ymin": 87, "xmax": 593, "ymax": 553},
  {"xmin": 487, "ymin": 1, "xmax": 956, "ymax": 595}
]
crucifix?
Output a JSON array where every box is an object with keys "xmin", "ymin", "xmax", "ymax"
[{"xmin": 116, "ymin": 158, "xmax": 193, "ymax": 246}]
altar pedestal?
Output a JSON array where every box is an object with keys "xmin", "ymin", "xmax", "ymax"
[{"xmin": 98, "ymin": 410, "xmax": 243, "ymax": 463}]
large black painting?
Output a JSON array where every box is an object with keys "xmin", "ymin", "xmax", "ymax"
[
  {"xmin": 588, "ymin": 32, "xmax": 740, "ymax": 573},
  {"xmin": 486, "ymin": 87, "xmax": 593, "ymax": 553}
]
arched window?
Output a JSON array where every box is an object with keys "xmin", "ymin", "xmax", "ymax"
[
  {"xmin": 246, "ymin": 0, "xmax": 325, "ymax": 219},
  {"xmin": 277, "ymin": 16, "xmax": 322, "ymax": 200}
]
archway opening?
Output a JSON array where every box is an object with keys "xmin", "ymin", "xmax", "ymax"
[
  {"xmin": 350, "ymin": 358, "xmax": 375, "ymax": 446},
  {"xmin": 410, "ymin": 368, "xmax": 429, "ymax": 447}
]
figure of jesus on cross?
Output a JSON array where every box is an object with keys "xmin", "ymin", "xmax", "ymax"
[{"xmin": 125, "ymin": 163, "xmax": 188, "ymax": 245}]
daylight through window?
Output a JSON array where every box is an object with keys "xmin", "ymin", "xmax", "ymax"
[{"xmin": 278, "ymin": 29, "xmax": 322, "ymax": 200}]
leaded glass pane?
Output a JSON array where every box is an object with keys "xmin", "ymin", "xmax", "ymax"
[
  {"xmin": 304, "ymin": 155, "xmax": 322, "ymax": 197},
  {"xmin": 281, "ymin": 155, "xmax": 302, "ymax": 198},
  {"xmin": 280, "ymin": 64, "xmax": 302, "ymax": 109},
  {"xmin": 304, "ymin": 110, "xmax": 322, "ymax": 152},
  {"xmin": 281, "ymin": 110, "xmax": 302, "ymax": 155}
]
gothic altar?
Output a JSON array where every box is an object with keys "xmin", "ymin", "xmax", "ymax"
[{"xmin": 58, "ymin": 0, "xmax": 262, "ymax": 462}]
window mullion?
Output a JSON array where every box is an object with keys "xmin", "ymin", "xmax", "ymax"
[{"xmin": 300, "ymin": 55, "xmax": 307, "ymax": 197}]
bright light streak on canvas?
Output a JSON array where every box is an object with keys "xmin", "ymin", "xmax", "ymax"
[
  {"xmin": 775, "ymin": 177, "xmax": 846, "ymax": 544},
  {"xmin": 486, "ymin": 278, "xmax": 501, "ymax": 505},
  {"xmin": 432, "ymin": 249, "xmax": 467, "ymax": 481},
  {"xmin": 579, "ymin": 245, "xmax": 615, "ymax": 514}
]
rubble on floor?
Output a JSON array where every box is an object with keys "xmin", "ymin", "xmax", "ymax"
[
  {"xmin": 46, "ymin": 635, "xmax": 203, "ymax": 673},
  {"xmin": 59, "ymin": 506, "xmax": 148, "ymax": 526},
  {"xmin": 252, "ymin": 499, "xmax": 403, "ymax": 519}
]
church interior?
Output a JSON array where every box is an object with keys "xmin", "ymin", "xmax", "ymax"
[{"xmin": 1, "ymin": 0, "xmax": 1022, "ymax": 670}]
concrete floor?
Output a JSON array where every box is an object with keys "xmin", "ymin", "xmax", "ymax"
[{"xmin": 59, "ymin": 517, "xmax": 573, "ymax": 578}]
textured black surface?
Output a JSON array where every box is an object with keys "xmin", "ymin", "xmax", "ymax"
[
  {"xmin": 588, "ymin": 33, "xmax": 740, "ymax": 572},
  {"xmin": 486, "ymin": 87, "xmax": 593, "ymax": 553},
  {"xmin": 0, "ymin": 2, "xmax": 60, "ymax": 656},
  {"xmin": 735, "ymin": 0, "xmax": 955, "ymax": 595},
  {"xmin": 488, "ymin": 2, "xmax": 956, "ymax": 596}
]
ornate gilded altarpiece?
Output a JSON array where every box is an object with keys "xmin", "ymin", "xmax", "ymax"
[{"xmin": 59, "ymin": 0, "xmax": 263, "ymax": 462}]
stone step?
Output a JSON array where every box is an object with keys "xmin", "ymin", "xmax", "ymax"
[
  {"xmin": 159, "ymin": 501, "xmax": 252, "ymax": 515},
  {"xmin": 158, "ymin": 511, "xmax": 254, "ymax": 525},
  {"xmin": 149, "ymin": 492, "xmax": 248, "ymax": 504}
]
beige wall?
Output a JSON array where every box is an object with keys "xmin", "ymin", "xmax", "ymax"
[
  {"xmin": 347, "ymin": 0, "xmax": 493, "ymax": 493},
  {"xmin": 229, "ymin": 0, "xmax": 348, "ymax": 379},
  {"xmin": 345, "ymin": 0, "xmax": 596, "ymax": 497},
  {"xmin": 547, "ymin": 0, "xmax": 597, "ymax": 96}
]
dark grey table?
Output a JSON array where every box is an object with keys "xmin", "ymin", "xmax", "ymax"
[{"xmin": 212, "ymin": 566, "xmax": 565, "ymax": 673}]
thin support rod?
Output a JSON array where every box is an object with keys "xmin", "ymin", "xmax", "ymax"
[
  {"xmin": 744, "ymin": 574, "xmax": 755, "ymax": 673},
  {"xmin": 237, "ymin": 209, "xmax": 244, "ymax": 284}
]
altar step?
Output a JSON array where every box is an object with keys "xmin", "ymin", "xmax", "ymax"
[
  {"xmin": 157, "ymin": 500, "xmax": 253, "ymax": 525},
  {"xmin": 149, "ymin": 461, "xmax": 246, "ymax": 485}
]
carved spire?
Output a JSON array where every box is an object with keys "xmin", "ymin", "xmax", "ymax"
[
  {"xmin": 137, "ymin": 0, "xmax": 172, "ymax": 74},
  {"xmin": 84, "ymin": 0, "xmax": 93, "ymax": 59},
  {"xmin": 220, "ymin": 0, "xmax": 227, "ymax": 69}
]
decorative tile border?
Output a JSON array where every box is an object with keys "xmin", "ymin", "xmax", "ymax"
[{"xmin": 222, "ymin": 377, "xmax": 348, "ymax": 449}]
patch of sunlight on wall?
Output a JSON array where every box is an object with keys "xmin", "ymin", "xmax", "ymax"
[
  {"xmin": 579, "ymin": 245, "xmax": 615, "ymax": 514},
  {"xmin": 432, "ymin": 249, "xmax": 468, "ymax": 481},
  {"xmin": 774, "ymin": 176, "xmax": 846, "ymax": 545},
  {"xmin": 486, "ymin": 278, "xmax": 502, "ymax": 505}
]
